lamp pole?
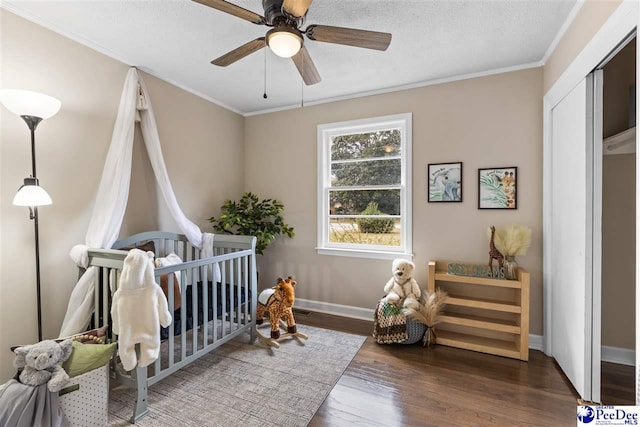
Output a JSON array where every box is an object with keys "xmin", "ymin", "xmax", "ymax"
[
  {"xmin": 0, "ymin": 89, "xmax": 60, "ymax": 344},
  {"xmin": 22, "ymin": 114, "xmax": 44, "ymax": 342}
]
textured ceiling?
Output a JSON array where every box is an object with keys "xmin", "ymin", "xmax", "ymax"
[{"xmin": 2, "ymin": 0, "xmax": 578, "ymax": 115}]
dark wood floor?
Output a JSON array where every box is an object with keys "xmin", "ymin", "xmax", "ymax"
[{"xmin": 295, "ymin": 310, "xmax": 635, "ymax": 427}]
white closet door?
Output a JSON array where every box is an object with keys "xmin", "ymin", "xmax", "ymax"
[
  {"xmin": 550, "ymin": 72, "xmax": 602, "ymax": 402},
  {"xmin": 636, "ymin": 30, "xmax": 640, "ymax": 406}
]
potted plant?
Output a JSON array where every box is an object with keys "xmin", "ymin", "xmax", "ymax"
[{"xmin": 208, "ymin": 192, "xmax": 295, "ymax": 255}]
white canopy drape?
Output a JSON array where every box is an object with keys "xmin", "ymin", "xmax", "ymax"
[{"xmin": 60, "ymin": 68, "xmax": 219, "ymax": 337}]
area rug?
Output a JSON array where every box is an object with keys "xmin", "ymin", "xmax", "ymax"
[{"xmin": 107, "ymin": 325, "xmax": 366, "ymax": 426}]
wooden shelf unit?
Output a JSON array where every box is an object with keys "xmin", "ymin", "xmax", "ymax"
[{"xmin": 428, "ymin": 260, "xmax": 530, "ymax": 361}]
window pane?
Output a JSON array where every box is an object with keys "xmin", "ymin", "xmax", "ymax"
[
  {"xmin": 329, "ymin": 189, "xmax": 400, "ymax": 216},
  {"xmin": 331, "ymin": 129, "xmax": 401, "ymax": 161},
  {"xmin": 331, "ymin": 158, "xmax": 401, "ymax": 187},
  {"xmin": 329, "ymin": 218, "xmax": 401, "ymax": 247}
]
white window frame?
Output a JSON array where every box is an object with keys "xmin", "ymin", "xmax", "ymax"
[{"xmin": 316, "ymin": 113, "xmax": 413, "ymax": 260}]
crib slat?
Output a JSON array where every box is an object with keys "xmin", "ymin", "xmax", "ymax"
[
  {"xmin": 213, "ymin": 264, "xmax": 218, "ymax": 341},
  {"xmin": 166, "ymin": 271, "xmax": 174, "ymax": 368},
  {"xmin": 236, "ymin": 257, "xmax": 241, "ymax": 328},
  {"xmin": 94, "ymin": 269, "xmax": 101, "ymax": 328},
  {"xmin": 225, "ymin": 259, "xmax": 236, "ymax": 333},
  {"xmin": 191, "ymin": 266, "xmax": 197, "ymax": 356},
  {"xmin": 243, "ymin": 256, "xmax": 248, "ymax": 327},
  {"xmin": 202, "ymin": 263, "xmax": 209, "ymax": 347},
  {"xmin": 221, "ymin": 259, "xmax": 227, "ymax": 337},
  {"xmin": 105, "ymin": 269, "xmax": 111, "ymax": 329},
  {"xmin": 180, "ymin": 270, "xmax": 186, "ymax": 361},
  {"xmin": 154, "ymin": 352, "xmax": 160, "ymax": 376}
]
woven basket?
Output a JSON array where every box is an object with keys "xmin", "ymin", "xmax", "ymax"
[
  {"xmin": 404, "ymin": 317, "xmax": 427, "ymax": 344},
  {"xmin": 373, "ymin": 300, "xmax": 426, "ymax": 345}
]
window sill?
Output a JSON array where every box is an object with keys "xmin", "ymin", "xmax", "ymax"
[{"xmin": 316, "ymin": 247, "xmax": 413, "ymax": 260}]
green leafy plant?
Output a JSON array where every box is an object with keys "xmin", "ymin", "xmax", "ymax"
[
  {"xmin": 209, "ymin": 192, "xmax": 294, "ymax": 255},
  {"xmin": 356, "ymin": 202, "xmax": 394, "ymax": 234}
]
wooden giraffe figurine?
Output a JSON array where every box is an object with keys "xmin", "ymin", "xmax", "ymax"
[{"xmin": 488, "ymin": 226, "xmax": 504, "ymax": 269}]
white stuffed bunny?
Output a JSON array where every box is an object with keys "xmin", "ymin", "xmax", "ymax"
[{"xmin": 111, "ymin": 249, "xmax": 172, "ymax": 371}]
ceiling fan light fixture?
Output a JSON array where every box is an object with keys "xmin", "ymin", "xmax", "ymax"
[{"xmin": 266, "ymin": 26, "xmax": 302, "ymax": 58}]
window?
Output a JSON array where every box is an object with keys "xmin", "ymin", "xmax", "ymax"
[{"xmin": 317, "ymin": 113, "xmax": 412, "ymax": 259}]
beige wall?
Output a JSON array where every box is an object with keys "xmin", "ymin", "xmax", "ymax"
[
  {"xmin": 602, "ymin": 154, "xmax": 635, "ymax": 349},
  {"xmin": 543, "ymin": 0, "xmax": 622, "ymax": 94},
  {"xmin": 245, "ymin": 68, "xmax": 543, "ymax": 333},
  {"xmin": 601, "ymin": 38, "xmax": 636, "ymax": 350},
  {"xmin": 603, "ymin": 38, "xmax": 636, "ymax": 138},
  {"xmin": 0, "ymin": 10, "xmax": 245, "ymax": 381}
]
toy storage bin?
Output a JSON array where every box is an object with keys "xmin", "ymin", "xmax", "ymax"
[
  {"xmin": 373, "ymin": 300, "xmax": 427, "ymax": 345},
  {"xmin": 59, "ymin": 365, "xmax": 109, "ymax": 427}
]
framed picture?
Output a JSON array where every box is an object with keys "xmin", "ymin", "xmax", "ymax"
[
  {"xmin": 478, "ymin": 167, "xmax": 517, "ymax": 209},
  {"xmin": 428, "ymin": 162, "xmax": 462, "ymax": 202}
]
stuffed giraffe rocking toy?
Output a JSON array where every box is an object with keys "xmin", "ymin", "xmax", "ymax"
[
  {"xmin": 488, "ymin": 226, "xmax": 504, "ymax": 269},
  {"xmin": 256, "ymin": 276, "xmax": 308, "ymax": 349}
]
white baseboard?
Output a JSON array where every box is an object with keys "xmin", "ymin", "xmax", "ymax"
[
  {"xmin": 529, "ymin": 334, "xmax": 544, "ymax": 351},
  {"xmin": 602, "ymin": 345, "xmax": 635, "ymax": 366},
  {"xmin": 528, "ymin": 334, "xmax": 634, "ymax": 366},
  {"xmin": 295, "ymin": 298, "xmax": 374, "ymax": 321}
]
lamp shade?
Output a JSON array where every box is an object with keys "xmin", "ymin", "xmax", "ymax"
[
  {"xmin": 13, "ymin": 177, "xmax": 52, "ymax": 206},
  {"xmin": 0, "ymin": 89, "xmax": 61, "ymax": 120},
  {"xmin": 266, "ymin": 27, "xmax": 302, "ymax": 58}
]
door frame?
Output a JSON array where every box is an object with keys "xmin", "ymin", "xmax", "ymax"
[{"xmin": 542, "ymin": 0, "xmax": 638, "ymax": 398}]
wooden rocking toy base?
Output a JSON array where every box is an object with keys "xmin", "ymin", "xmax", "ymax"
[{"xmin": 256, "ymin": 319, "xmax": 308, "ymax": 349}]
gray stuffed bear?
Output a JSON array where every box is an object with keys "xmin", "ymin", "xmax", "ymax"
[{"xmin": 13, "ymin": 339, "xmax": 73, "ymax": 392}]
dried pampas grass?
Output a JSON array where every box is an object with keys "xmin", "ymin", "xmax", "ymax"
[
  {"xmin": 489, "ymin": 225, "xmax": 532, "ymax": 256},
  {"xmin": 403, "ymin": 289, "xmax": 447, "ymax": 347}
]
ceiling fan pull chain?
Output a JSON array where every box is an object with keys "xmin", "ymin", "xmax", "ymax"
[
  {"xmin": 263, "ymin": 48, "xmax": 268, "ymax": 99},
  {"xmin": 300, "ymin": 58, "xmax": 304, "ymax": 108}
]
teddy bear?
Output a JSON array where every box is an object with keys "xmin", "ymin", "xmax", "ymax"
[
  {"xmin": 13, "ymin": 339, "xmax": 73, "ymax": 392},
  {"xmin": 111, "ymin": 249, "xmax": 172, "ymax": 371},
  {"xmin": 382, "ymin": 258, "xmax": 421, "ymax": 309}
]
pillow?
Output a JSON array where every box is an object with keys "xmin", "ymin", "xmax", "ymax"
[
  {"xmin": 62, "ymin": 341, "xmax": 116, "ymax": 378},
  {"xmin": 156, "ymin": 253, "xmax": 183, "ymax": 310},
  {"xmin": 119, "ymin": 240, "xmax": 156, "ymax": 254}
]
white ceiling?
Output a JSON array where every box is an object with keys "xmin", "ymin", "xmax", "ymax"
[{"xmin": 2, "ymin": 0, "xmax": 579, "ymax": 116}]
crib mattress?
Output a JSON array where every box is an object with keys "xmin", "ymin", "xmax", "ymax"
[{"xmin": 160, "ymin": 281, "xmax": 250, "ymax": 340}]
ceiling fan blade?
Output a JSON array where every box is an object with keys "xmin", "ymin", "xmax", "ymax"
[
  {"xmin": 306, "ymin": 25, "xmax": 392, "ymax": 51},
  {"xmin": 193, "ymin": 0, "xmax": 265, "ymax": 24},
  {"xmin": 291, "ymin": 46, "xmax": 321, "ymax": 85},
  {"xmin": 283, "ymin": 0, "xmax": 313, "ymax": 18},
  {"xmin": 211, "ymin": 38, "xmax": 266, "ymax": 66}
]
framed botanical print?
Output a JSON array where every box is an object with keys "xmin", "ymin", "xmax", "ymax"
[
  {"xmin": 478, "ymin": 167, "xmax": 517, "ymax": 209},
  {"xmin": 428, "ymin": 162, "xmax": 462, "ymax": 202}
]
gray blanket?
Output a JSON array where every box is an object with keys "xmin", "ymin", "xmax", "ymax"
[{"xmin": 0, "ymin": 379, "xmax": 69, "ymax": 427}]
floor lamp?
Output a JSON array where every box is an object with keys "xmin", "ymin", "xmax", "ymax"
[{"xmin": 0, "ymin": 89, "xmax": 61, "ymax": 342}]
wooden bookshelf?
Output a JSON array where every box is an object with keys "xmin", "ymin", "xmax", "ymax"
[{"xmin": 428, "ymin": 260, "xmax": 530, "ymax": 361}]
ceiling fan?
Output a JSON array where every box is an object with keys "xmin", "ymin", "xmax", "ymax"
[{"xmin": 193, "ymin": 0, "xmax": 392, "ymax": 85}]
